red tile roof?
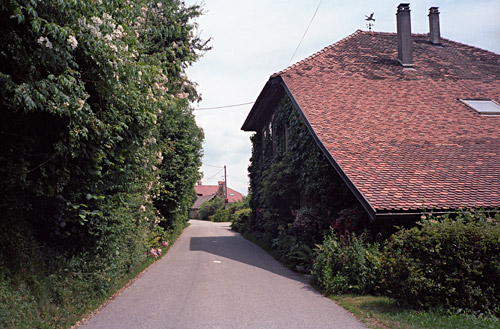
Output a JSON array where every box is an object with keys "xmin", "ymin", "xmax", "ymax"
[
  {"xmin": 245, "ymin": 30, "xmax": 500, "ymax": 215},
  {"xmin": 194, "ymin": 183, "xmax": 244, "ymax": 203}
]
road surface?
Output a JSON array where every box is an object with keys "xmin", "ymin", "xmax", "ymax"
[{"xmin": 78, "ymin": 220, "xmax": 367, "ymax": 329}]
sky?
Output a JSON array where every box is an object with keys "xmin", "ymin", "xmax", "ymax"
[{"xmin": 184, "ymin": 0, "xmax": 500, "ymax": 196}]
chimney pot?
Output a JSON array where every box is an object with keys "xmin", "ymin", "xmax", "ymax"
[
  {"xmin": 396, "ymin": 3, "xmax": 413, "ymax": 67},
  {"xmin": 428, "ymin": 7, "xmax": 441, "ymax": 45}
]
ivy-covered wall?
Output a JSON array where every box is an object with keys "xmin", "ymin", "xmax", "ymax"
[{"xmin": 245, "ymin": 94, "xmax": 369, "ymax": 265}]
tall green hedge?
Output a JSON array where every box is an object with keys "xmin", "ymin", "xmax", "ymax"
[{"xmin": 0, "ymin": 0, "xmax": 208, "ymax": 326}]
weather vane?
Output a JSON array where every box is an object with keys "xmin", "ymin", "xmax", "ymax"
[{"xmin": 365, "ymin": 13, "xmax": 375, "ymax": 31}]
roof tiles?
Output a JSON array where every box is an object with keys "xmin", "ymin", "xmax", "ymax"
[{"xmin": 279, "ymin": 30, "xmax": 500, "ymax": 212}]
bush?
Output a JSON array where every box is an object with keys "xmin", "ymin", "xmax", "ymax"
[
  {"xmin": 381, "ymin": 211, "xmax": 500, "ymax": 315},
  {"xmin": 210, "ymin": 208, "xmax": 230, "ymax": 222},
  {"xmin": 312, "ymin": 229, "xmax": 382, "ymax": 295},
  {"xmin": 198, "ymin": 197, "xmax": 224, "ymax": 220},
  {"xmin": 231, "ymin": 208, "xmax": 251, "ymax": 232}
]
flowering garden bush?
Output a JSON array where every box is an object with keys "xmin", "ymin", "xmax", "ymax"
[{"xmin": 0, "ymin": 0, "xmax": 208, "ymax": 327}]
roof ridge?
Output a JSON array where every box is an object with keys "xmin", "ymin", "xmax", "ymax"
[
  {"xmin": 273, "ymin": 29, "xmax": 368, "ymax": 77},
  {"xmin": 439, "ymin": 36, "xmax": 500, "ymax": 55},
  {"xmin": 273, "ymin": 30, "xmax": 436, "ymax": 78}
]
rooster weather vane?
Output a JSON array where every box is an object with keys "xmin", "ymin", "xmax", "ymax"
[{"xmin": 365, "ymin": 13, "xmax": 375, "ymax": 31}]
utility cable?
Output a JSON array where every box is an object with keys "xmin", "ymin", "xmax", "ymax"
[
  {"xmin": 193, "ymin": 102, "xmax": 254, "ymax": 111},
  {"xmin": 202, "ymin": 162, "xmax": 224, "ymax": 168},
  {"xmin": 202, "ymin": 168, "xmax": 224, "ymax": 182},
  {"xmin": 287, "ymin": 0, "xmax": 323, "ymax": 67}
]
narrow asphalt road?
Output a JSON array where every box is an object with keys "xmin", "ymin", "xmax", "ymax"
[{"xmin": 78, "ymin": 220, "xmax": 367, "ymax": 329}]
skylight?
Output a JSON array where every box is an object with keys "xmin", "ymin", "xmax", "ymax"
[{"xmin": 460, "ymin": 99, "xmax": 500, "ymax": 115}]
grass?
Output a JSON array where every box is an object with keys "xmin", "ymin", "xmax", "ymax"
[{"xmin": 331, "ymin": 295, "xmax": 500, "ymax": 329}]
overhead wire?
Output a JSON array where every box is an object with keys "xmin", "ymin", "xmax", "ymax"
[
  {"xmin": 202, "ymin": 168, "xmax": 224, "ymax": 182},
  {"xmin": 202, "ymin": 162, "xmax": 224, "ymax": 168},
  {"xmin": 190, "ymin": 3, "xmax": 322, "ymax": 112},
  {"xmin": 287, "ymin": 0, "xmax": 323, "ymax": 67},
  {"xmin": 193, "ymin": 102, "xmax": 254, "ymax": 111}
]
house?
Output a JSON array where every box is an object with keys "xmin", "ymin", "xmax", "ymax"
[
  {"xmin": 242, "ymin": 4, "xmax": 500, "ymax": 235},
  {"xmin": 189, "ymin": 181, "xmax": 244, "ymax": 219}
]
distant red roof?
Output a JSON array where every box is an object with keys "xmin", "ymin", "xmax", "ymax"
[
  {"xmin": 243, "ymin": 30, "xmax": 500, "ymax": 217},
  {"xmin": 194, "ymin": 182, "xmax": 243, "ymax": 203}
]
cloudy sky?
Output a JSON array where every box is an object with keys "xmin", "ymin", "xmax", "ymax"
[{"xmin": 184, "ymin": 0, "xmax": 500, "ymax": 195}]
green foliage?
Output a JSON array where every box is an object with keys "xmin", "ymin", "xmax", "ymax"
[
  {"xmin": 198, "ymin": 196, "xmax": 224, "ymax": 221},
  {"xmin": 231, "ymin": 207, "xmax": 251, "ymax": 232},
  {"xmin": 210, "ymin": 207, "xmax": 230, "ymax": 222},
  {"xmin": 0, "ymin": 0, "xmax": 208, "ymax": 326},
  {"xmin": 381, "ymin": 211, "xmax": 500, "ymax": 315},
  {"xmin": 312, "ymin": 229, "xmax": 382, "ymax": 295}
]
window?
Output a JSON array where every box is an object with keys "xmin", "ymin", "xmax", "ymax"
[
  {"xmin": 460, "ymin": 99, "xmax": 500, "ymax": 115},
  {"xmin": 229, "ymin": 193, "xmax": 235, "ymax": 196}
]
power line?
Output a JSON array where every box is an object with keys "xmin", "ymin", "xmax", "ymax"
[
  {"xmin": 202, "ymin": 168, "xmax": 224, "ymax": 182},
  {"xmin": 202, "ymin": 162, "xmax": 224, "ymax": 168},
  {"xmin": 193, "ymin": 102, "xmax": 254, "ymax": 111},
  {"xmin": 287, "ymin": 0, "xmax": 323, "ymax": 67}
]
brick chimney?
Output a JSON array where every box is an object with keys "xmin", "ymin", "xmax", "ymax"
[
  {"xmin": 396, "ymin": 3, "xmax": 413, "ymax": 67},
  {"xmin": 428, "ymin": 7, "xmax": 441, "ymax": 45}
]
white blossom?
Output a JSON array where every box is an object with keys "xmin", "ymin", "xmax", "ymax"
[
  {"xmin": 77, "ymin": 17, "xmax": 86, "ymax": 26},
  {"xmin": 91, "ymin": 16, "xmax": 103, "ymax": 26},
  {"xmin": 37, "ymin": 36, "xmax": 52, "ymax": 48},
  {"xmin": 67, "ymin": 35, "xmax": 78, "ymax": 49},
  {"xmin": 102, "ymin": 13, "xmax": 112, "ymax": 22},
  {"xmin": 76, "ymin": 98, "xmax": 85, "ymax": 111},
  {"xmin": 176, "ymin": 92, "xmax": 188, "ymax": 99}
]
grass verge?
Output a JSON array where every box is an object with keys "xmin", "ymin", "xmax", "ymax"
[{"xmin": 331, "ymin": 295, "xmax": 500, "ymax": 329}]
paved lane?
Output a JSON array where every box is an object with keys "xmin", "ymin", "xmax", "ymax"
[{"xmin": 79, "ymin": 220, "xmax": 366, "ymax": 329}]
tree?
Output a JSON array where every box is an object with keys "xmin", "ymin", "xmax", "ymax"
[{"xmin": 0, "ymin": 0, "xmax": 209, "ymax": 325}]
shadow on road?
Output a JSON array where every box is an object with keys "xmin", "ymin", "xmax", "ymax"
[{"xmin": 189, "ymin": 228, "xmax": 316, "ymax": 290}]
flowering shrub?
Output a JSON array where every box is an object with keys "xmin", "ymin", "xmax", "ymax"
[
  {"xmin": 0, "ymin": 0, "xmax": 208, "ymax": 326},
  {"xmin": 150, "ymin": 248, "xmax": 162, "ymax": 258}
]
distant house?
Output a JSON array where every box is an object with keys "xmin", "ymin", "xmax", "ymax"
[
  {"xmin": 189, "ymin": 181, "xmax": 244, "ymax": 219},
  {"xmin": 242, "ymin": 4, "xmax": 500, "ymax": 234}
]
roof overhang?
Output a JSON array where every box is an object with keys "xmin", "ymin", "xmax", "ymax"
[{"xmin": 241, "ymin": 76, "xmax": 284, "ymax": 131}]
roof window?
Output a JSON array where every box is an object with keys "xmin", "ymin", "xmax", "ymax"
[{"xmin": 460, "ymin": 99, "xmax": 500, "ymax": 115}]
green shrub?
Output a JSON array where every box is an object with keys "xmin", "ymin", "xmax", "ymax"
[
  {"xmin": 312, "ymin": 229, "xmax": 382, "ymax": 295},
  {"xmin": 272, "ymin": 232, "xmax": 314, "ymax": 272},
  {"xmin": 198, "ymin": 197, "xmax": 225, "ymax": 220},
  {"xmin": 210, "ymin": 208, "xmax": 230, "ymax": 222},
  {"xmin": 231, "ymin": 208, "xmax": 251, "ymax": 232},
  {"xmin": 381, "ymin": 211, "xmax": 500, "ymax": 315}
]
